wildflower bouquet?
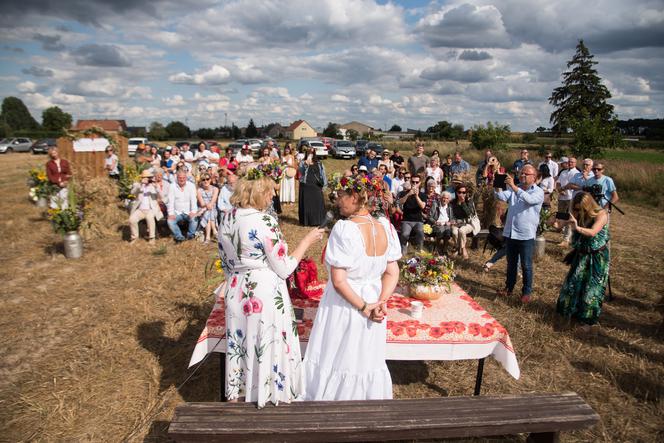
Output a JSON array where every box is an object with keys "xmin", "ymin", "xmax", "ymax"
[
  {"xmin": 47, "ymin": 185, "xmax": 83, "ymax": 234},
  {"xmin": 27, "ymin": 167, "xmax": 57, "ymax": 200},
  {"xmin": 246, "ymin": 161, "xmax": 283, "ymax": 182},
  {"xmin": 328, "ymin": 172, "xmax": 384, "ymax": 196},
  {"xmin": 400, "ymin": 251, "xmax": 456, "ymax": 299}
]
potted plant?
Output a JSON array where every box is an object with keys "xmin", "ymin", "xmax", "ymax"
[
  {"xmin": 400, "ymin": 252, "xmax": 456, "ymax": 300},
  {"xmin": 47, "ymin": 186, "xmax": 84, "ymax": 258},
  {"xmin": 27, "ymin": 167, "xmax": 57, "ymax": 208},
  {"xmin": 535, "ymin": 206, "xmax": 552, "ymax": 261}
]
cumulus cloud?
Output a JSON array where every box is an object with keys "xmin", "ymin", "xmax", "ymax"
[
  {"xmin": 459, "ymin": 50, "xmax": 493, "ymax": 61},
  {"xmin": 17, "ymin": 81, "xmax": 38, "ymax": 93},
  {"xmin": 331, "ymin": 94, "xmax": 350, "ymax": 103},
  {"xmin": 420, "ymin": 61, "xmax": 492, "ymax": 83},
  {"xmin": 416, "ymin": 3, "xmax": 512, "ymax": 48},
  {"xmin": 169, "ymin": 65, "xmax": 231, "ymax": 85},
  {"xmin": 72, "ymin": 44, "xmax": 132, "ymax": 67},
  {"xmin": 22, "ymin": 66, "xmax": 55, "ymax": 77},
  {"xmin": 33, "ymin": 33, "xmax": 65, "ymax": 51}
]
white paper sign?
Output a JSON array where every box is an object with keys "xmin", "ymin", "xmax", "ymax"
[{"xmin": 73, "ymin": 137, "xmax": 110, "ymax": 152}]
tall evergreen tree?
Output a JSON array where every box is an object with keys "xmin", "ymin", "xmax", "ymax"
[
  {"xmin": 548, "ymin": 40, "xmax": 614, "ymax": 133},
  {"xmin": 245, "ymin": 119, "xmax": 258, "ymax": 138},
  {"xmin": 0, "ymin": 96, "xmax": 39, "ymax": 131}
]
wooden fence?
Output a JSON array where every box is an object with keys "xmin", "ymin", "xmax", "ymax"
[{"xmin": 56, "ymin": 135, "xmax": 128, "ymax": 179}]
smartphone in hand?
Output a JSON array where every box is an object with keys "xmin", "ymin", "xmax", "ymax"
[
  {"xmin": 493, "ymin": 173, "xmax": 507, "ymax": 190},
  {"xmin": 556, "ymin": 212, "xmax": 570, "ymax": 221}
]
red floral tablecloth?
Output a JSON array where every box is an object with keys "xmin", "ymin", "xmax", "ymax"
[{"xmin": 190, "ymin": 282, "xmax": 520, "ymax": 379}]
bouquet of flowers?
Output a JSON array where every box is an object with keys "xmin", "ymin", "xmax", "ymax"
[
  {"xmin": 27, "ymin": 167, "xmax": 57, "ymax": 201},
  {"xmin": 246, "ymin": 161, "xmax": 284, "ymax": 182},
  {"xmin": 47, "ymin": 185, "xmax": 84, "ymax": 234},
  {"xmin": 400, "ymin": 251, "xmax": 456, "ymax": 292},
  {"xmin": 328, "ymin": 172, "xmax": 384, "ymax": 196}
]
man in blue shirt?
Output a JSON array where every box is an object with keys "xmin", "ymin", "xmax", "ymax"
[
  {"xmin": 450, "ymin": 151, "xmax": 470, "ymax": 175},
  {"xmin": 494, "ymin": 164, "xmax": 544, "ymax": 303},
  {"xmin": 586, "ymin": 162, "xmax": 619, "ymax": 209},
  {"xmin": 358, "ymin": 149, "xmax": 379, "ymax": 171},
  {"xmin": 512, "ymin": 149, "xmax": 532, "ymax": 185}
]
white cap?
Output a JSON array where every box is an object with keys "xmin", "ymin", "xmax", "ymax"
[
  {"xmin": 358, "ymin": 165, "xmax": 368, "ymax": 171},
  {"xmin": 560, "ymin": 156, "xmax": 569, "ymax": 163}
]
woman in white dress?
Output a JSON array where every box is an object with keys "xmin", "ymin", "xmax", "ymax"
[
  {"xmin": 303, "ymin": 177, "xmax": 401, "ymax": 400},
  {"xmin": 218, "ymin": 175, "xmax": 324, "ymax": 408},
  {"xmin": 280, "ymin": 145, "xmax": 296, "ymax": 204}
]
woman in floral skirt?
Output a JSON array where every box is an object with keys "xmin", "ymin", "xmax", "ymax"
[
  {"xmin": 217, "ymin": 174, "xmax": 324, "ymax": 407},
  {"xmin": 555, "ymin": 192, "xmax": 610, "ymax": 330}
]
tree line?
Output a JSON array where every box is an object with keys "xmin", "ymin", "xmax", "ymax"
[{"xmin": 0, "ymin": 97, "xmax": 72, "ymax": 138}]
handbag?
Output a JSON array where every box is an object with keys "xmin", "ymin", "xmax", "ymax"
[
  {"xmin": 470, "ymin": 214, "xmax": 481, "ymax": 235},
  {"xmin": 285, "ymin": 167, "xmax": 296, "ymax": 178}
]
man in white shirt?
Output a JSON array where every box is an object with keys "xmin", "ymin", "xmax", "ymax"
[
  {"xmin": 538, "ymin": 151, "xmax": 559, "ymax": 179},
  {"xmin": 180, "ymin": 143, "xmax": 195, "ymax": 165},
  {"xmin": 235, "ymin": 144, "xmax": 253, "ymax": 163},
  {"xmin": 566, "ymin": 158, "xmax": 595, "ymax": 195},
  {"xmin": 167, "ymin": 171, "xmax": 199, "ymax": 242},
  {"xmin": 556, "ymin": 157, "xmax": 579, "ymax": 246}
]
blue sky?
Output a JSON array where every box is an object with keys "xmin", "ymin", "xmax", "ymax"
[{"xmin": 1, "ymin": 0, "xmax": 662, "ymax": 131}]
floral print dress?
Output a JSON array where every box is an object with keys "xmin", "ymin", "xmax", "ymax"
[
  {"xmin": 218, "ymin": 207, "xmax": 302, "ymax": 407},
  {"xmin": 557, "ymin": 225, "xmax": 610, "ymax": 325}
]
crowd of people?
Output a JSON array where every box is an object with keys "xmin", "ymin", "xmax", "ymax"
[{"xmin": 42, "ymin": 138, "xmax": 620, "ymax": 407}]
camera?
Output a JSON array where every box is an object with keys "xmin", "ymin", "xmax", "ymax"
[{"xmin": 583, "ymin": 184, "xmax": 603, "ymax": 204}]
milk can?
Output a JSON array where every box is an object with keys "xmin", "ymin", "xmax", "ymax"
[{"xmin": 63, "ymin": 231, "xmax": 83, "ymax": 259}]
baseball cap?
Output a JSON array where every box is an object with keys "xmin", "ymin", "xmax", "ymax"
[
  {"xmin": 560, "ymin": 156, "xmax": 569, "ymax": 163},
  {"xmin": 358, "ymin": 165, "xmax": 368, "ymax": 172}
]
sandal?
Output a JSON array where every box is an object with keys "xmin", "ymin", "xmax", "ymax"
[
  {"xmin": 483, "ymin": 262, "xmax": 493, "ymax": 273},
  {"xmin": 497, "ymin": 288, "xmax": 512, "ymax": 297}
]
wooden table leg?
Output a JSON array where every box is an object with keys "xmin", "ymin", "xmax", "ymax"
[
  {"xmin": 219, "ymin": 353, "xmax": 227, "ymax": 402},
  {"xmin": 474, "ymin": 358, "xmax": 485, "ymax": 396}
]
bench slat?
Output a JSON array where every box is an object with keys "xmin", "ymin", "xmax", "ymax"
[{"xmin": 169, "ymin": 393, "xmax": 599, "ymax": 442}]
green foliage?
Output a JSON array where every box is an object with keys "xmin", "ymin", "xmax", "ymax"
[
  {"xmin": 427, "ymin": 120, "xmax": 465, "ymax": 140},
  {"xmin": 13, "ymin": 129, "xmax": 62, "ymax": 139},
  {"xmin": 165, "ymin": 121, "xmax": 190, "ymax": 139},
  {"xmin": 346, "ymin": 129, "xmax": 359, "ymax": 141},
  {"xmin": 117, "ymin": 162, "xmax": 149, "ymax": 201},
  {"xmin": 549, "ymin": 40, "xmax": 614, "ymax": 133},
  {"xmin": 245, "ymin": 119, "xmax": 258, "ymax": 138},
  {"xmin": 322, "ymin": 122, "xmax": 341, "ymax": 138},
  {"xmin": 41, "ymin": 106, "xmax": 72, "ymax": 132},
  {"xmin": 148, "ymin": 121, "xmax": 168, "ymax": 141},
  {"xmin": 536, "ymin": 126, "xmax": 547, "ymax": 133},
  {"xmin": 47, "ymin": 184, "xmax": 82, "ymax": 234},
  {"xmin": 569, "ymin": 112, "xmax": 623, "ymax": 158},
  {"xmin": 231, "ymin": 124, "xmax": 241, "ymax": 139},
  {"xmin": 389, "ymin": 124, "xmax": 402, "ymax": 132},
  {"xmin": 1, "ymin": 96, "xmax": 39, "ymax": 131},
  {"xmin": 195, "ymin": 127, "xmax": 216, "ymax": 139},
  {"xmin": 470, "ymin": 122, "xmax": 510, "ymax": 150},
  {"xmin": 522, "ymin": 133, "xmax": 537, "ymax": 144},
  {"xmin": 537, "ymin": 206, "xmax": 552, "ymax": 237}
]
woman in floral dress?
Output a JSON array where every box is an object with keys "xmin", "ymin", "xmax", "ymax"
[
  {"xmin": 218, "ymin": 175, "xmax": 324, "ymax": 407},
  {"xmin": 555, "ymin": 192, "xmax": 610, "ymax": 329}
]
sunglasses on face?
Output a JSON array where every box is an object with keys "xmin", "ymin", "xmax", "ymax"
[
  {"xmin": 592, "ymin": 167, "xmax": 603, "ymax": 171},
  {"xmin": 411, "ymin": 180, "xmax": 420, "ymax": 184},
  {"xmin": 457, "ymin": 191, "xmax": 467, "ymax": 194}
]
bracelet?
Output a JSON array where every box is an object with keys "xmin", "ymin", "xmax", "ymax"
[{"xmin": 358, "ymin": 301, "xmax": 367, "ymax": 313}]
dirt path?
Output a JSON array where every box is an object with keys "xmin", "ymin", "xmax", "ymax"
[{"xmin": 1, "ymin": 153, "xmax": 662, "ymax": 442}]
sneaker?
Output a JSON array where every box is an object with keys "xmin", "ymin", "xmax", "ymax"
[{"xmin": 483, "ymin": 262, "xmax": 493, "ymax": 273}]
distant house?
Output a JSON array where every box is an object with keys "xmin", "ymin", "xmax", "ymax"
[
  {"xmin": 285, "ymin": 120, "xmax": 317, "ymax": 140},
  {"xmin": 74, "ymin": 119, "xmax": 128, "ymax": 134},
  {"xmin": 263, "ymin": 123, "xmax": 286, "ymax": 139},
  {"xmin": 340, "ymin": 121, "xmax": 374, "ymax": 137}
]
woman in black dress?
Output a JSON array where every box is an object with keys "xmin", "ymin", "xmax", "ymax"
[{"xmin": 298, "ymin": 148, "xmax": 327, "ymax": 226}]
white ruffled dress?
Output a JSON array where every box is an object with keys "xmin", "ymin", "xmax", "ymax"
[{"xmin": 302, "ymin": 217, "xmax": 402, "ymax": 400}]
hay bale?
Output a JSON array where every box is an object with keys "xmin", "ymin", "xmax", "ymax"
[{"xmin": 77, "ymin": 177, "xmax": 127, "ymax": 240}]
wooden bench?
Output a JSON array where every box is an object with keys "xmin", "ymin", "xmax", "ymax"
[{"xmin": 169, "ymin": 392, "xmax": 599, "ymax": 442}]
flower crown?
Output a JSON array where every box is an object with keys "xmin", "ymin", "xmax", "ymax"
[
  {"xmin": 328, "ymin": 173, "xmax": 384, "ymax": 196},
  {"xmin": 246, "ymin": 161, "xmax": 283, "ymax": 182}
]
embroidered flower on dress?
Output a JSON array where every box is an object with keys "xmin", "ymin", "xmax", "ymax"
[
  {"xmin": 230, "ymin": 276, "xmax": 238, "ymax": 288},
  {"xmin": 248, "ymin": 229, "xmax": 258, "ymax": 241},
  {"xmin": 241, "ymin": 299, "xmax": 254, "ymax": 316},
  {"xmin": 251, "ymin": 297, "xmax": 263, "ymax": 313}
]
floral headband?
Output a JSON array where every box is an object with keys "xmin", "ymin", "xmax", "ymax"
[
  {"xmin": 328, "ymin": 173, "xmax": 384, "ymax": 196},
  {"xmin": 246, "ymin": 161, "xmax": 283, "ymax": 182}
]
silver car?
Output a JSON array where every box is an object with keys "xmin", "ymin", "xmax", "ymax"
[
  {"xmin": 0, "ymin": 137, "xmax": 33, "ymax": 153},
  {"xmin": 332, "ymin": 140, "xmax": 356, "ymax": 159}
]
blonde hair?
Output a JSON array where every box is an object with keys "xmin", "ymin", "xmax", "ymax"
[
  {"xmin": 572, "ymin": 192, "xmax": 602, "ymax": 227},
  {"xmin": 230, "ymin": 176, "xmax": 274, "ymax": 210}
]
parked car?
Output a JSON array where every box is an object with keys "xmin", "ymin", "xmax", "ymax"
[
  {"xmin": 128, "ymin": 137, "xmax": 149, "ymax": 156},
  {"xmin": 365, "ymin": 142, "xmax": 385, "ymax": 155},
  {"xmin": 308, "ymin": 140, "xmax": 328, "ymax": 158},
  {"xmin": 31, "ymin": 138, "xmax": 56, "ymax": 154},
  {"xmin": 226, "ymin": 141, "xmax": 245, "ymax": 156},
  {"xmin": 0, "ymin": 137, "xmax": 33, "ymax": 153},
  {"xmin": 355, "ymin": 139, "xmax": 369, "ymax": 155},
  {"xmin": 331, "ymin": 140, "xmax": 356, "ymax": 159}
]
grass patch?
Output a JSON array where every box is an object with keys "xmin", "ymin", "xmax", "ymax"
[{"xmin": 603, "ymin": 149, "xmax": 664, "ymax": 164}]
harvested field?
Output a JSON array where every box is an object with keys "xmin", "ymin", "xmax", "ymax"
[{"xmin": 0, "ymin": 152, "xmax": 663, "ymax": 442}]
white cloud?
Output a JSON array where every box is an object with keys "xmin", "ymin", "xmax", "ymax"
[
  {"xmin": 163, "ymin": 95, "xmax": 186, "ymax": 106},
  {"xmin": 331, "ymin": 94, "xmax": 350, "ymax": 103},
  {"xmin": 17, "ymin": 81, "xmax": 38, "ymax": 92},
  {"xmin": 169, "ymin": 64, "xmax": 231, "ymax": 85}
]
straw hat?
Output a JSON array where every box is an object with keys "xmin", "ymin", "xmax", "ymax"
[
  {"xmin": 140, "ymin": 169, "xmax": 154, "ymax": 179},
  {"xmin": 451, "ymin": 173, "xmax": 464, "ymax": 184}
]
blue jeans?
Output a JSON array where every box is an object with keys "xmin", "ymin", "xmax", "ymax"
[
  {"xmin": 505, "ymin": 238, "xmax": 534, "ymax": 296},
  {"xmin": 488, "ymin": 245, "xmax": 521, "ymax": 268},
  {"xmin": 400, "ymin": 221, "xmax": 424, "ymax": 253},
  {"xmin": 168, "ymin": 213, "xmax": 198, "ymax": 241}
]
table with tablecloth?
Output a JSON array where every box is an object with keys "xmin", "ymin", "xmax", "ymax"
[{"xmin": 189, "ymin": 281, "xmax": 520, "ymax": 398}]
